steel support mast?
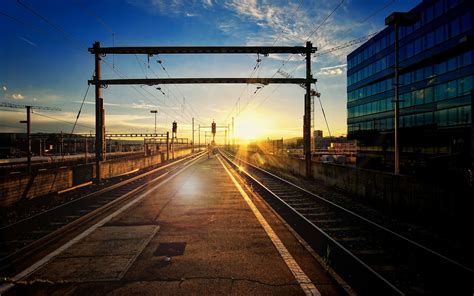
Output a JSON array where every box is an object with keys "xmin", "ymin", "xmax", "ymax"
[{"xmin": 304, "ymin": 41, "xmax": 313, "ymax": 178}]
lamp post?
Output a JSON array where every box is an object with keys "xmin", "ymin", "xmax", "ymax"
[
  {"xmin": 385, "ymin": 12, "xmax": 419, "ymax": 175},
  {"xmin": 150, "ymin": 110, "xmax": 157, "ymax": 134}
]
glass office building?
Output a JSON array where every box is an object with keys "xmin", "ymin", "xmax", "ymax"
[{"xmin": 347, "ymin": 0, "xmax": 473, "ymax": 172}]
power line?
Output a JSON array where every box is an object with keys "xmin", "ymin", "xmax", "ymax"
[
  {"xmin": 33, "ymin": 111, "xmax": 95, "ymax": 130},
  {"xmin": 16, "ymin": 0, "xmax": 85, "ymax": 49},
  {"xmin": 305, "ymin": 0, "xmax": 345, "ymax": 41},
  {"xmin": 70, "ymin": 72, "xmax": 93, "ymax": 135},
  {"xmin": 358, "ymin": 0, "xmax": 395, "ymax": 23},
  {"xmin": 313, "ymin": 30, "xmax": 382, "ymax": 57}
]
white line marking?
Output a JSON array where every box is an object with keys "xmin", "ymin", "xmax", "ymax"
[
  {"xmin": 0, "ymin": 154, "xmax": 204, "ymax": 295},
  {"xmin": 218, "ymin": 155, "xmax": 321, "ymax": 296}
]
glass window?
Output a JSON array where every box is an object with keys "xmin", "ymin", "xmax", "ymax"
[
  {"xmin": 435, "ymin": 26, "xmax": 445, "ymax": 45},
  {"xmin": 447, "ymin": 0, "xmax": 460, "ymax": 9},
  {"xmin": 415, "ymin": 89, "xmax": 424, "ymax": 105},
  {"xmin": 425, "ymin": 5, "xmax": 434, "ymax": 22},
  {"xmin": 425, "ymin": 65, "xmax": 434, "ymax": 78},
  {"xmin": 461, "ymin": 13, "xmax": 471, "ymax": 32},
  {"xmin": 425, "ymin": 112, "xmax": 434, "ymax": 125},
  {"xmin": 446, "ymin": 80, "xmax": 457, "ymax": 98},
  {"xmin": 447, "ymin": 57, "xmax": 457, "ymax": 72},
  {"xmin": 426, "ymin": 31, "xmax": 435, "ymax": 49},
  {"xmin": 436, "ymin": 109, "xmax": 448, "ymax": 126},
  {"xmin": 387, "ymin": 117, "xmax": 393, "ymax": 129},
  {"xmin": 434, "ymin": 0, "xmax": 443, "ymax": 18},
  {"xmin": 414, "ymin": 38, "xmax": 422, "ymax": 54},
  {"xmin": 462, "ymin": 51, "xmax": 472, "ymax": 67},
  {"xmin": 415, "ymin": 113, "xmax": 424, "ymax": 126},
  {"xmin": 448, "ymin": 108, "xmax": 459, "ymax": 125},
  {"xmin": 416, "ymin": 69, "xmax": 424, "ymax": 81},
  {"xmin": 405, "ymin": 42, "xmax": 413, "ymax": 58},
  {"xmin": 425, "ymin": 87, "xmax": 434, "ymax": 103},
  {"xmin": 437, "ymin": 61, "xmax": 447, "ymax": 74},
  {"xmin": 414, "ymin": 20, "xmax": 421, "ymax": 31},
  {"xmin": 450, "ymin": 18, "xmax": 461, "ymax": 37},
  {"xmin": 435, "ymin": 83, "xmax": 446, "ymax": 101}
]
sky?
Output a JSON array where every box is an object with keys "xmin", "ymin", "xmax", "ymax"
[{"xmin": 0, "ymin": 0, "xmax": 419, "ymax": 142}]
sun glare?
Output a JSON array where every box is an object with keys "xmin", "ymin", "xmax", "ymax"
[{"xmin": 235, "ymin": 111, "xmax": 269, "ymax": 141}]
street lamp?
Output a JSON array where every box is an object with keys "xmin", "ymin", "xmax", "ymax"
[
  {"xmin": 150, "ymin": 110, "xmax": 157, "ymax": 134},
  {"xmin": 385, "ymin": 12, "xmax": 419, "ymax": 175}
]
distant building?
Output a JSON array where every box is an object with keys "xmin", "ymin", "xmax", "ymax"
[{"xmin": 347, "ymin": 0, "xmax": 473, "ymax": 172}]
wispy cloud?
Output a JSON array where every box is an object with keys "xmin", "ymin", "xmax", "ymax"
[
  {"xmin": 2, "ymin": 86, "xmax": 6, "ymax": 92},
  {"xmin": 12, "ymin": 93, "xmax": 25, "ymax": 100},
  {"xmin": 18, "ymin": 36, "xmax": 37, "ymax": 47},
  {"xmin": 202, "ymin": 0, "xmax": 213, "ymax": 7},
  {"xmin": 317, "ymin": 64, "xmax": 347, "ymax": 76}
]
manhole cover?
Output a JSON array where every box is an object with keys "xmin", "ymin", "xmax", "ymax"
[{"xmin": 154, "ymin": 242, "xmax": 187, "ymax": 257}]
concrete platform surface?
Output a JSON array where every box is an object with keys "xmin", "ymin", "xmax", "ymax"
[{"xmin": 13, "ymin": 155, "xmax": 344, "ymax": 296}]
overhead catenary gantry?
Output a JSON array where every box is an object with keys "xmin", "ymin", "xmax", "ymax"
[{"xmin": 89, "ymin": 42, "xmax": 317, "ymax": 182}]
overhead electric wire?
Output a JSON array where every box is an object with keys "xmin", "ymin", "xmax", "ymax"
[
  {"xmin": 70, "ymin": 73, "xmax": 93, "ymax": 135},
  {"xmin": 16, "ymin": 0, "xmax": 86, "ymax": 49},
  {"xmin": 33, "ymin": 111, "xmax": 94, "ymax": 130},
  {"xmin": 78, "ymin": 5, "xmax": 197, "ymax": 128},
  {"xmin": 358, "ymin": 0, "xmax": 395, "ymax": 23},
  {"xmin": 305, "ymin": 0, "xmax": 345, "ymax": 41}
]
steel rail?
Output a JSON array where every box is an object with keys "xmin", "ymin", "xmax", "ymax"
[
  {"xmin": 220, "ymin": 149, "xmax": 474, "ymax": 295},
  {"xmin": 0, "ymin": 151, "xmax": 206, "ymax": 271}
]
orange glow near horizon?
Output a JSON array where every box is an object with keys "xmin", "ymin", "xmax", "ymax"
[{"xmin": 234, "ymin": 110, "xmax": 272, "ymax": 141}]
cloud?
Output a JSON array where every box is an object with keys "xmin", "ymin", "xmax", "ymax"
[
  {"xmin": 185, "ymin": 12, "xmax": 198, "ymax": 17},
  {"xmin": 18, "ymin": 36, "xmax": 37, "ymax": 47},
  {"xmin": 202, "ymin": 0, "xmax": 213, "ymax": 7},
  {"xmin": 317, "ymin": 64, "xmax": 347, "ymax": 76},
  {"xmin": 12, "ymin": 93, "xmax": 25, "ymax": 100},
  {"xmin": 226, "ymin": 0, "xmax": 264, "ymax": 20},
  {"xmin": 2, "ymin": 86, "xmax": 6, "ymax": 92}
]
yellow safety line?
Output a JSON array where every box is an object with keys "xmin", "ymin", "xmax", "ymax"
[{"xmin": 218, "ymin": 155, "xmax": 321, "ymax": 296}]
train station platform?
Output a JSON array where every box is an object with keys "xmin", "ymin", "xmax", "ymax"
[{"xmin": 13, "ymin": 155, "xmax": 344, "ymax": 295}]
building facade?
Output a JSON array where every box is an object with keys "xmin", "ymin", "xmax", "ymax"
[{"xmin": 347, "ymin": 0, "xmax": 473, "ymax": 172}]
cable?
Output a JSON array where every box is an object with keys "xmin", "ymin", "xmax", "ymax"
[
  {"xmin": 33, "ymin": 111, "xmax": 94, "ymax": 130},
  {"xmin": 358, "ymin": 0, "xmax": 395, "ymax": 24},
  {"xmin": 305, "ymin": 0, "xmax": 345, "ymax": 41},
  {"xmin": 70, "ymin": 73, "xmax": 93, "ymax": 135},
  {"xmin": 16, "ymin": 0, "xmax": 85, "ymax": 49}
]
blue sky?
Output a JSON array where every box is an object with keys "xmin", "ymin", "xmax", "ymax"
[{"xmin": 0, "ymin": 0, "xmax": 419, "ymax": 141}]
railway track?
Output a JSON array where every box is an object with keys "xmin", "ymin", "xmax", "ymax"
[
  {"xmin": 220, "ymin": 149, "xmax": 474, "ymax": 295},
  {"xmin": 0, "ymin": 151, "xmax": 205, "ymax": 274}
]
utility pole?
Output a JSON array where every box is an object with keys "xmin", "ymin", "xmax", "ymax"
[
  {"xmin": 232, "ymin": 117, "xmax": 235, "ymax": 148},
  {"xmin": 304, "ymin": 41, "xmax": 313, "ymax": 178},
  {"xmin": 192, "ymin": 117, "xmax": 194, "ymax": 153},
  {"xmin": 386, "ymin": 12, "xmax": 419, "ymax": 175},
  {"xmin": 150, "ymin": 110, "xmax": 157, "ymax": 134},
  {"xmin": 85, "ymin": 135, "xmax": 88, "ymax": 164},
  {"xmin": 198, "ymin": 124, "xmax": 200, "ymax": 150},
  {"xmin": 93, "ymin": 41, "xmax": 104, "ymax": 183},
  {"xmin": 166, "ymin": 131, "xmax": 170, "ymax": 161},
  {"xmin": 19, "ymin": 106, "xmax": 32, "ymax": 175},
  {"xmin": 471, "ymin": 90, "xmax": 474, "ymax": 167},
  {"xmin": 60, "ymin": 131, "xmax": 64, "ymax": 157}
]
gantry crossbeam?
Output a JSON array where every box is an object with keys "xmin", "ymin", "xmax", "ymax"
[
  {"xmin": 88, "ymin": 78, "xmax": 316, "ymax": 85},
  {"xmin": 88, "ymin": 46, "xmax": 316, "ymax": 55}
]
